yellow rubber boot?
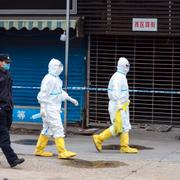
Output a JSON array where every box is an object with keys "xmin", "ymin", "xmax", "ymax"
[
  {"xmin": 92, "ymin": 128, "xmax": 112, "ymax": 152},
  {"xmin": 34, "ymin": 134, "xmax": 53, "ymax": 157},
  {"xmin": 120, "ymin": 132, "xmax": 138, "ymax": 153},
  {"xmin": 55, "ymin": 137, "xmax": 76, "ymax": 159}
]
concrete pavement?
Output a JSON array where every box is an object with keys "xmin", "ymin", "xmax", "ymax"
[{"xmin": 0, "ymin": 127, "xmax": 180, "ymax": 180}]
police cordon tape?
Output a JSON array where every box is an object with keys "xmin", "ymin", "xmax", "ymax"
[{"xmin": 12, "ymin": 86, "xmax": 180, "ymax": 95}]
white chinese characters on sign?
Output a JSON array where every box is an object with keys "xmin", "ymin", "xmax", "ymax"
[
  {"xmin": 132, "ymin": 18, "xmax": 158, "ymax": 32},
  {"xmin": 17, "ymin": 110, "xmax": 26, "ymax": 120}
]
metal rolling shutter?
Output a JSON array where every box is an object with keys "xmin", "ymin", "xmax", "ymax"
[
  {"xmin": 0, "ymin": 29, "xmax": 85, "ymax": 123},
  {"xmin": 171, "ymin": 0, "xmax": 180, "ymax": 35},
  {"xmin": 78, "ymin": 0, "xmax": 170, "ymax": 36},
  {"xmin": 87, "ymin": 35, "xmax": 180, "ymax": 126}
]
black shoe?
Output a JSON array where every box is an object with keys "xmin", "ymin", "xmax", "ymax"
[{"xmin": 10, "ymin": 158, "xmax": 25, "ymax": 168}]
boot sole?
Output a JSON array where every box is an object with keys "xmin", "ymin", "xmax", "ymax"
[
  {"xmin": 34, "ymin": 152, "xmax": 53, "ymax": 157},
  {"xmin": 120, "ymin": 150, "xmax": 138, "ymax": 153},
  {"xmin": 92, "ymin": 135, "xmax": 101, "ymax": 152},
  {"xmin": 59, "ymin": 154, "xmax": 76, "ymax": 159}
]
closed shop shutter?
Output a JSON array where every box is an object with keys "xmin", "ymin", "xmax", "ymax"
[
  {"xmin": 0, "ymin": 29, "xmax": 85, "ymax": 123},
  {"xmin": 87, "ymin": 34, "xmax": 180, "ymax": 127},
  {"xmin": 78, "ymin": 0, "xmax": 170, "ymax": 36}
]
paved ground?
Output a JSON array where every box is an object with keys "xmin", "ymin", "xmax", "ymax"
[{"xmin": 0, "ymin": 127, "xmax": 180, "ymax": 180}]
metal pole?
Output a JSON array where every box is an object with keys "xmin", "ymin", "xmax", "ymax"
[{"xmin": 64, "ymin": 0, "xmax": 70, "ymax": 132}]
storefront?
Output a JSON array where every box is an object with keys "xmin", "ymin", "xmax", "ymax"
[
  {"xmin": 86, "ymin": 34, "xmax": 180, "ymax": 127},
  {"xmin": 0, "ymin": 0, "xmax": 86, "ymax": 124},
  {"xmin": 2, "ymin": 0, "xmax": 180, "ymax": 127},
  {"xmin": 78, "ymin": 0, "xmax": 180, "ymax": 127}
]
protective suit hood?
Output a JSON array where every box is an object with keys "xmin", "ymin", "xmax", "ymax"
[
  {"xmin": 117, "ymin": 57, "xmax": 130, "ymax": 75},
  {"xmin": 48, "ymin": 58, "xmax": 63, "ymax": 77}
]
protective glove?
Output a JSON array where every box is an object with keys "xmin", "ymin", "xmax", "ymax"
[
  {"xmin": 40, "ymin": 104, "xmax": 47, "ymax": 117},
  {"xmin": 69, "ymin": 97, "xmax": 79, "ymax": 106},
  {"xmin": 117, "ymin": 100, "xmax": 130, "ymax": 111},
  {"xmin": 117, "ymin": 102, "xmax": 123, "ymax": 110}
]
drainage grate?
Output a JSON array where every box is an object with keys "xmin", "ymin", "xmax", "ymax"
[
  {"xmin": 12, "ymin": 139, "xmax": 54, "ymax": 145},
  {"xmin": 103, "ymin": 144, "xmax": 154, "ymax": 150}
]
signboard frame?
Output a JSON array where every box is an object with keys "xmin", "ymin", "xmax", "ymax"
[
  {"xmin": 132, "ymin": 18, "xmax": 158, "ymax": 32},
  {"xmin": 0, "ymin": 0, "xmax": 77, "ymax": 15}
]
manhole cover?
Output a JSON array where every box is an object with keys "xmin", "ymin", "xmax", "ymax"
[
  {"xmin": 103, "ymin": 144, "xmax": 154, "ymax": 150},
  {"xmin": 175, "ymin": 135, "xmax": 180, "ymax": 140},
  {"xmin": 62, "ymin": 159, "xmax": 127, "ymax": 168},
  {"xmin": 12, "ymin": 139, "xmax": 54, "ymax": 145}
]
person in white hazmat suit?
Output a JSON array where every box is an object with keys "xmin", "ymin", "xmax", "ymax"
[
  {"xmin": 92, "ymin": 57, "xmax": 138, "ymax": 153},
  {"xmin": 34, "ymin": 58, "xmax": 78, "ymax": 159}
]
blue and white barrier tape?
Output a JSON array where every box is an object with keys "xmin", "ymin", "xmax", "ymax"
[
  {"xmin": 12, "ymin": 86, "xmax": 180, "ymax": 95},
  {"xmin": 13, "ymin": 86, "xmax": 40, "ymax": 89},
  {"xmin": 129, "ymin": 89, "xmax": 180, "ymax": 95}
]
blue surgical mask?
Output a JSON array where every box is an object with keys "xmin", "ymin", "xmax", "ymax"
[{"xmin": 3, "ymin": 63, "xmax": 10, "ymax": 70}]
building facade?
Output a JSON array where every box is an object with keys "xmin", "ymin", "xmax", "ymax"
[
  {"xmin": 78, "ymin": 0, "xmax": 180, "ymax": 127},
  {"xmin": 0, "ymin": 0, "xmax": 86, "ymax": 124},
  {"xmin": 1, "ymin": 0, "xmax": 180, "ymax": 127}
]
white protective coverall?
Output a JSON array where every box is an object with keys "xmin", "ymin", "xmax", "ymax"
[
  {"xmin": 92, "ymin": 57, "xmax": 138, "ymax": 153},
  {"xmin": 108, "ymin": 57, "xmax": 131, "ymax": 136},
  {"xmin": 37, "ymin": 58, "xmax": 78, "ymax": 138}
]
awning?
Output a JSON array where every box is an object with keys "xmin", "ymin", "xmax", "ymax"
[{"xmin": 0, "ymin": 17, "xmax": 79, "ymax": 31}]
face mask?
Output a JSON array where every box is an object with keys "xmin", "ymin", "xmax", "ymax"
[
  {"xmin": 56, "ymin": 65, "xmax": 63, "ymax": 76},
  {"xmin": 125, "ymin": 64, "xmax": 130, "ymax": 73},
  {"xmin": 3, "ymin": 63, "xmax": 10, "ymax": 70}
]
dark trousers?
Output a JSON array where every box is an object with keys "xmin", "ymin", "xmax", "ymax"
[{"xmin": 0, "ymin": 108, "xmax": 17, "ymax": 165}]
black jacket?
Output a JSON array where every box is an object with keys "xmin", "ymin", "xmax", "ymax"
[{"xmin": 0, "ymin": 68, "xmax": 13, "ymax": 111}]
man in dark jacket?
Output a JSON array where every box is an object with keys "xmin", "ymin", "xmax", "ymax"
[{"xmin": 0, "ymin": 54, "xmax": 25, "ymax": 168}]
